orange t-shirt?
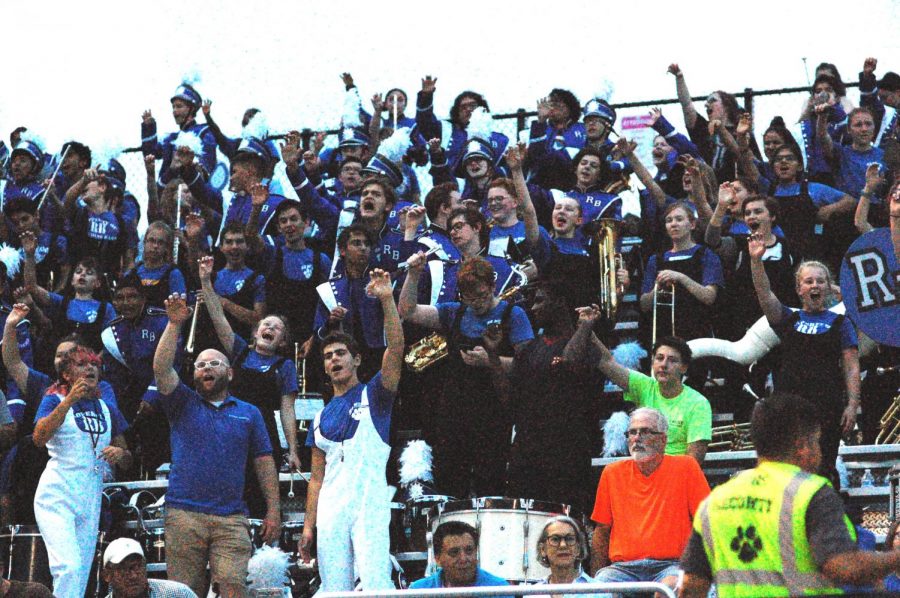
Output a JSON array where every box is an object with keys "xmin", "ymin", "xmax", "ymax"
[{"xmin": 590, "ymin": 455, "xmax": 710, "ymax": 562}]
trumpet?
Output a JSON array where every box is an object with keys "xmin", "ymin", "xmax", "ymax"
[
  {"xmin": 651, "ymin": 282, "xmax": 675, "ymax": 346},
  {"xmin": 876, "ymin": 394, "xmax": 900, "ymax": 444},
  {"xmin": 594, "ymin": 219, "xmax": 623, "ymax": 320}
]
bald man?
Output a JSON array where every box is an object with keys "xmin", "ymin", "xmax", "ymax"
[{"xmin": 152, "ymin": 293, "xmax": 280, "ymax": 598}]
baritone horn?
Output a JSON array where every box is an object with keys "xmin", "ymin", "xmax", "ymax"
[
  {"xmin": 404, "ymin": 285, "xmax": 525, "ymax": 372},
  {"xmin": 594, "ymin": 219, "xmax": 623, "ymax": 320},
  {"xmin": 652, "ymin": 282, "xmax": 675, "ymax": 346}
]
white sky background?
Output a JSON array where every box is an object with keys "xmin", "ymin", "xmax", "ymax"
[{"xmin": 2, "ymin": 0, "xmax": 898, "ymax": 202}]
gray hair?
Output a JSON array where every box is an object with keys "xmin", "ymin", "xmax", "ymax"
[
  {"xmin": 630, "ymin": 407, "xmax": 668, "ymax": 434},
  {"xmin": 536, "ymin": 516, "xmax": 588, "ymax": 567}
]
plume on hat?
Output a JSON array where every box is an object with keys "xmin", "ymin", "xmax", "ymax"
[
  {"xmin": 0, "ymin": 244, "xmax": 23, "ymax": 278},
  {"xmin": 592, "ymin": 78, "xmax": 615, "ymax": 103},
  {"xmin": 466, "ymin": 107, "xmax": 494, "ymax": 142},
  {"xmin": 172, "ymin": 131, "xmax": 203, "ymax": 156},
  {"xmin": 241, "ymin": 110, "xmax": 269, "ymax": 140},
  {"xmin": 342, "ymin": 86, "xmax": 363, "ymax": 128},
  {"xmin": 377, "ymin": 127, "xmax": 412, "ymax": 164}
]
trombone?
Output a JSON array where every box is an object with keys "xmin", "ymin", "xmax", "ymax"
[{"xmin": 651, "ymin": 282, "xmax": 675, "ymax": 345}]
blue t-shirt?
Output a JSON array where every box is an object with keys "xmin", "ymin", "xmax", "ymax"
[
  {"xmin": 136, "ymin": 264, "xmax": 186, "ymax": 296},
  {"xmin": 773, "ymin": 182, "xmax": 845, "ymax": 208},
  {"xmin": 48, "ymin": 293, "xmax": 117, "ymax": 327},
  {"xmin": 231, "ymin": 335, "xmax": 298, "ymax": 399},
  {"xmin": 150, "ymin": 382, "xmax": 272, "ymax": 516},
  {"xmin": 552, "ymin": 233, "xmax": 591, "ymax": 256},
  {"xmin": 82, "ymin": 208, "xmax": 138, "ymax": 249},
  {"xmin": 214, "ymin": 267, "xmax": 266, "ymax": 303},
  {"xmin": 641, "ymin": 245, "xmax": 725, "ymax": 294},
  {"xmin": 774, "ymin": 306, "xmax": 858, "ymax": 349},
  {"xmin": 18, "ymin": 368, "xmax": 117, "ymax": 425},
  {"xmin": 35, "ymin": 393, "xmax": 127, "ymax": 438},
  {"xmin": 435, "ymin": 301, "xmax": 535, "ymax": 345},
  {"xmin": 835, "ymin": 144, "xmax": 885, "ymax": 200},
  {"xmin": 305, "ymin": 372, "xmax": 394, "ymax": 446}
]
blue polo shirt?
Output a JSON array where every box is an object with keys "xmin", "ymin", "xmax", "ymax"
[
  {"xmin": 151, "ymin": 382, "xmax": 272, "ymax": 516},
  {"xmin": 410, "ymin": 567, "xmax": 512, "ymax": 596}
]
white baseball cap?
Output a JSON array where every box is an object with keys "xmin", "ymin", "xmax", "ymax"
[{"xmin": 103, "ymin": 538, "xmax": 145, "ymax": 567}]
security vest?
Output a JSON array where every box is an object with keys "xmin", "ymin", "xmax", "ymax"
[{"xmin": 695, "ymin": 460, "xmax": 854, "ymax": 597}]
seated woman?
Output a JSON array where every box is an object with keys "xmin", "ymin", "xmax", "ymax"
[
  {"xmin": 400, "ymin": 256, "xmax": 534, "ymax": 498},
  {"xmin": 534, "ymin": 516, "xmax": 598, "ymax": 596}
]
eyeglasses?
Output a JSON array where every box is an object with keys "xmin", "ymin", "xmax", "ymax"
[
  {"xmin": 546, "ymin": 534, "xmax": 578, "ymax": 547},
  {"xmin": 444, "ymin": 545, "xmax": 477, "ymax": 558},
  {"xmin": 625, "ymin": 428, "xmax": 663, "ymax": 438},
  {"xmin": 194, "ymin": 359, "xmax": 226, "ymax": 370},
  {"xmin": 449, "ymin": 222, "xmax": 471, "ymax": 232},
  {"xmin": 459, "ymin": 289, "xmax": 493, "ymax": 303},
  {"xmin": 774, "ymin": 155, "xmax": 798, "ymax": 163}
]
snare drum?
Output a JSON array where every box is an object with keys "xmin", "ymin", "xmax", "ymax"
[
  {"xmin": 0, "ymin": 525, "xmax": 52, "ymax": 588},
  {"xmin": 430, "ymin": 497, "xmax": 569, "ymax": 582}
]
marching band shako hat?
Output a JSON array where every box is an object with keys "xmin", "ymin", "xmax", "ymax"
[
  {"xmin": 338, "ymin": 127, "xmax": 370, "ymax": 149},
  {"xmin": 171, "ymin": 83, "xmax": 202, "ymax": 109},
  {"xmin": 878, "ymin": 72, "xmax": 900, "ymax": 92},
  {"xmin": 11, "ymin": 139, "xmax": 43, "ymax": 166},
  {"xmin": 453, "ymin": 137, "xmax": 496, "ymax": 178},
  {"xmin": 99, "ymin": 158, "xmax": 127, "ymax": 192},
  {"xmin": 362, "ymin": 153, "xmax": 403, "ymax": 188},
  {"xmin": 232, "ymin": 137, "xmax": 271, "ymax": 169},
  {"xmin": 583, "ymin": 98, "xmax": 617, "ymax": 126}
]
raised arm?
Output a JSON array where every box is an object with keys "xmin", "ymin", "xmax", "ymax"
[
  {"xmin": 144, "ymin": 155, "xmax": 161, "ymax": 222},
  {"xmin": 668, "ymin": 63, "xmax": 699, "ymax": 130},
  {"xmin": 561, "ymin": 304, "xmax": 603, "ymax": 365},
  {"xmin": 706, "ymin": 183, "xmax": 733, "ymax": 250},
  {"xmin": 815, "ymin": 103, "xmax": 836, "ymax": 163},
  {"xmin": 748, "ymin": 234, "xmax": 785, "ymax": 326},
  {"xmin": 506, "ymin": 144, "xmax": 540, "ymax": 249},
  {"xmin": 198, "ymin": 256, "xmax": 235, "ymax": 358},
  {"xmin": 365, "ymin": 269, "xmax": 404, "ymax": 392},
  {"xmin": 368, "ymin": 93, "xmax": 384, "ymax": 156},
  {"xmin": 20, "ymin": 231, "xmax": 51, "ymax": 306},
  {"xmin": 855, "ymin": 164, "xmax": 881, "ymax": 234},
  {"xmin": 153, "ymin": 293, "xmax": 191, "ymax": 395},
  {"xmin": 415, "ymin": 76, "xmax": 442, "ymax": 141},
  {"xmin": 593, "ymin": 332, "xmax": 631, "ymax": 391},
  {"xmin": 616, "ymin": 137, "xmax": 667, "ymax": 207},
  {"xmin": 397, "ymin": 252, "xmax": 441, "ymax": 328},
  {"xmin": 64, "ymin": 167, "xmax": 98, "ymax": 220},
  {"xmin": 2, "ymin": 304, "xmax": 31, "ymax": 395}
]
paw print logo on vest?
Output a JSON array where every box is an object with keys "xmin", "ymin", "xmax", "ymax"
[
  {"xmin": 349, "ymin": 402, "xmax": 368, "ymax": 421},
  {"xmin": 730, "ymin": 525, "xmax": 763, "ymax": 563}
]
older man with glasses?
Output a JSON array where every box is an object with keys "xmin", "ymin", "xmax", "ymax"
[{"xmin": 590, "ymin": 408, "xmax": 710, "ymax": 595}]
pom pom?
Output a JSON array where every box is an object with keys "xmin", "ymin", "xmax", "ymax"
[
  {"xmin": 342, "ymin": 87, "xmax": 363, "ymax": 128},
  {"xmin": 242, "ymin": 110, "xmax": 269, "ymax": 140},
  {"xmin": 173, "ymin": 131, "xmax": 203, "ymax": 156},
  {"xmin": 466, "ymin": 107, "xmax": 494, "ymax": 142},
  {"xmin": 378, "ymin": 127, "xmax": 412, "ymax": 164},
  {"xmin": 17, "ymin": 130, "xmax": 45, "ymax": 151},
  {"xmin": 0, "ymin": 244, "xmax": 23, "ymax": 279},
  {"xmin": 611, "ymin": 341, "xmax": 647, "ymax": 371},
  {"xmin": 399, "ymin": 439, "xmax": 434, "ymax": 486},
  {"xmin": 90, "ymin": 143, "xmax": 125, "ymax": 171},
  {"xmin": 602, "ymin": 411, "xmax": 630, "ymax": 457},
  {"xmin": 246, "ymin": 544, "xmax": 290, "ymax": 592}
]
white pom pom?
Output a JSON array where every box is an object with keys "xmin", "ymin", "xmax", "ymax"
[
  {"xmin": 466, "ymin": 107, "xmax": 494, "ymax": 142},
  {"xmin": 377, "ymin": 127, "xmax": 412, "ymax": 164},
  {"xmin": 0, "ymin": 244, "xmax": 23, "ymax": 279},
  {"xmin": 173, "ymin": 131, "xmax": 203, "ymax": 156},
  {"xmin": 241, "ymin": 111, "xmax": 269, "ymax": 140},
  {"xmin": 17, "ymin": 130, "xmax": 45, "ymax": 151},
  {"xmin": 602, "ymin": 411, "xmax": 630, "ymax": 457},
  {"xmin": 342, "ymin": 87, "xmax": 363, "ymax": 128},
  {"xmin": 399, "ymin": 439, "xmax": 434, "ymax": 485},
  {"xmin": 246, "ymin": 544, "xmax": 290, "ymax": 592},
  {"xmin": 90, "ymin": 143, "xmax": 125, "ymax": 171}
]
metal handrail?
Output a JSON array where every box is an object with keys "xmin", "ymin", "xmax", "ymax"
[{"xmin": 319, "ymin": 581, "xmax": 676, "ymax": 598}]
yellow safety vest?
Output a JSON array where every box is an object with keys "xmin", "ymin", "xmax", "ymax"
[{"xmin": 694, "ymin": 461, "xmax": 855, "ymax": 597}]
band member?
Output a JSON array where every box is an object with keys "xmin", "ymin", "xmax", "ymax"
[{"xmin": 300, "ymin": 269, "xmax": 403, "ymax": 593}]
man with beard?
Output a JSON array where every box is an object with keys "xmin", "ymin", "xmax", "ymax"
[
  {"xmin": 505, "ymin": 287, "xmax": 603, "ymax": 515},
  {"xmin": 152, "ymin": 293, "xmax": 279, "ymax": 598},
  {"xmin": 590, "ymin": 407, "xmax": 709, "ymax": 595},
  {"xmin": 102, "ymin": 537, "xmax": 196, "ymax": 597}
]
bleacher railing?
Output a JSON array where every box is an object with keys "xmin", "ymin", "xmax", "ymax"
[{"xmin": 317, "ymin": 581, "xmax": 676, "ymax": 598}]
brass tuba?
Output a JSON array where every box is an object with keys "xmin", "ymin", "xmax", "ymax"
[{"xmin": 594, "ymin": 219, "xmax": 623, "ymax": 320}]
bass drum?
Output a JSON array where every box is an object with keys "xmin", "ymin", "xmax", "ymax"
[
  {"xmin": 429, "ymin": 497, "xmax": 569, "ymax": 582},
  {"xmin": 0, "ymin": 525, "xmax": 51, "ymax": 588}
]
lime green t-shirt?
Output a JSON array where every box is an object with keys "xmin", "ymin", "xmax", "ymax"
[{"xmin": 624, "ymin": 370, "xmax": 712, "ymax": 455}]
